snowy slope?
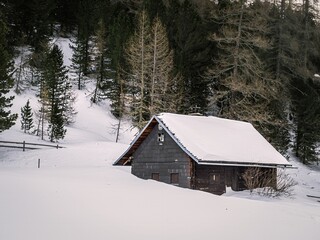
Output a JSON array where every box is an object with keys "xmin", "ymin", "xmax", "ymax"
[
  {"xmin": 1, "ymin": 135, "xmax": 320, "ymax": 240},
  {"xmin": 0, "ymin": 38, "xmax": 320, "ymax": 240}
]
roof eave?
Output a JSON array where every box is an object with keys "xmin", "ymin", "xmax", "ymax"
[
  {"xmin": 197, "ymin": 160, "xmax": 293, "ymax": 168},
  {"xmin": 113, "ymin": 116, "xmax": 158, "ymax": 166}
]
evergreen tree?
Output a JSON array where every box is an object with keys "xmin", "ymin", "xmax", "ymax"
[
  {"xmin": 20, "ymin": 100, "xmax": 34, "ymax": 133},
  {"xmin": 8, "ymin": 0, "xmax": 55, "ymax": 51},
  {"xmin": 69, "ymin": 33, "xmax": 91, "ymax": 90},
  {"xmin": 0, "ymin": 15, "xmax": 17, "ymax": 132},
  {"xmin": 91, "ymin": 18, "xmax": 109, "ymax": 103},
  {"xmin": 107, "ymin": 3, "xmax": 133, "ymax": 118},
  {"xmin": 55, "ymin": 0, "xmax": 78, "ymax": 33},
  {"xmin": 70, "ymin": 0, "xmax": 105, "ymax": 90},
  {"xmin": 166, "ymin": 0, "xmax": 213, "ymax": 113},
  {"xmin": 36, "ymin": 78, "xmax": 50, "ymax": 140},
  {"xmin": 41, "ymin": 44, "xmax": 73, "ymax": 141},
  {"xmin": 206, "ymin": 0, "xmax": 283, "ymax": 132},
  {"xmin": 49, "ymin": 102, "xmax": 66, "ymax": 142},
  {"xmin": 265, "ymin": 0, "xmax": 295, "ymax": 153},
  {"xmin": 287, "ymin": 0, "xmax": 320, "ymax": 162},
  {"xmin": 291, "ymin": 78, "xmax": 320, "ymax": 164}
]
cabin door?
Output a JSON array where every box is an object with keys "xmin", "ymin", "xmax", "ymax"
[
  {"xmin": 194, "ymin": 165, "xmax": 226, "ymax": 194},
  {"xmin": 208, "ymin": 170, "xmax": 226, "ymax": 194}
]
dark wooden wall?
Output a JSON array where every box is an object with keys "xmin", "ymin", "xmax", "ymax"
[
  {"xmin": 131, "ymin": 123, "xmax": 277, "ymax": 195},
  {"xmin": 193, "ymin": 165, "xmax": 275, "ymax": 195},
  {"xmin": 132, "ymin": 124, "xmax": 192, "ymax": 188},
  {"xmin": 194, "ymin": 165, "xmax": 237, "ymax": 195}
]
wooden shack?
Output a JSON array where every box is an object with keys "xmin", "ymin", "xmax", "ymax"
[{"xmin": 114, "ymin": 113, "xmax": 291, "ymax": 195}]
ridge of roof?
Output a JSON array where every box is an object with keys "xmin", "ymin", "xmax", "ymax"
[{"xmin": 114, "ymin": 113, "xmax": 292, "ymax": 168}]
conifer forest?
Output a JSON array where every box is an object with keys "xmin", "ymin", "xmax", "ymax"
[{"xmin": 0, "ymin": 0, "xmax": 319, "ymax": 164}]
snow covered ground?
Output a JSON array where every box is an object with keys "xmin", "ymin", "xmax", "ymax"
[
  {"xmin": 1, "ymin": 89, "xmax": 320, "ymax": 240},
  {"xmin": 1, "ymin": 38, "xmax": 320, "ymax": 240}
]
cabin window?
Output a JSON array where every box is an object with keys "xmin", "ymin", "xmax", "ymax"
[
  {"xmin": 209, "ymin": 173, "xmax": 220, "ymax": 184},
  {"xmin": 170, "ymin": 173, "xmax": 179, "ymax": 185},
  {"xmin": 151, "ymin": 173, "xmax": 160, "ymax": 181},
  {"xmin": 157, "ymin": 133, "xmax": 165, "ymax": 143}
]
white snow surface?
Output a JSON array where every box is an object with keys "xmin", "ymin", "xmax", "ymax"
[
  {"xmin": 158, "ymin": 113, "xmax": 290, "ymax": 166},
  {"xmin": 0, "ymin": 37, "xmax": 320, "ymax": 240}
]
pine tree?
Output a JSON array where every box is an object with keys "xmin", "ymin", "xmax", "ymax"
[
  {"xmin": 20, "ymin": 100, "xmax": 34, "ymax": 133},
  {"xmin": 91, "ymin": 18, "xmax": 109, "ymax": 103},
  {"xmin": 49, "ymin": 102, "xmax": 66, "ymax": 142},
  {"xmin": 265, "ymin": 0, "xmax": 294, "ymax": 153},
  {"xmin": 166, "ymin": 0, "xmax": 213, "ymax": 113},
  {"xmin": 0, "ymin": 15, "xmax": 17, "ymax": 132},
  {"xmin": 41, "ymin": 44, "xmax": 73, "ymax": 141},
  {"xmin": 8, "ymin": 0, "xmax": 55, "ymax": 51},
  {"xmin": 291, "ymin": 78, "xmax": 320, "ymax": 164},
  {"xmin": 206, "ymin": 0, "xmax": 283, "ymax": 131},
  {"xmin": 36, "ymin": 78, "xmax": 50, "ymax": 140},
  {"xmin": 107, "ymin": 4, "xmax": 133, "ymax": 119},
  {"xmin": 292, "ymin": 0, "xmax": 320, "ymax": 163},
  {"xmin": 69, "ymin": 33, "xmax": 91, "ymax": 90},
  {"xmin": 69, "ymin": 0, "xmax": 104, "ymax": 90}
]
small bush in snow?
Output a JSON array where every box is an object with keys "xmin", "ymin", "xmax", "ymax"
[{"xmin": 242, "ymin": 167, "xmax": 296, "ymax": 198}]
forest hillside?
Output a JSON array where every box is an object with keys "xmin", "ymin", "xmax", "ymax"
[{"xmin": 0, "ymin": 0, "xmax": 319, "ymax": 164}]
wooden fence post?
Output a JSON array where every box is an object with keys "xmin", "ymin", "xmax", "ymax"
[
  {"xmin": 38, "ymin": 159, "xmax": 40, "ymax": 168},
  {"xmin": 23, "ymin": 141, "xmax": 25, "ymax": 151}
]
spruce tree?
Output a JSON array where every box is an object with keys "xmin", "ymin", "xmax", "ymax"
[
  {"xmin": 41, "ymin": 44, "xmax": 72, "ymax": 141},
  {"xmin": 36, "ymin": 78, "xmax": 50, "ymax": 140},
  {"xmin": 107, "ymin": 4, "xmax": 133, "ymax": 119},
  {"xmin": 0, "ymin": 15, "xmax": 17, "ymax": 132},
  {"xmin": 91, "ymin": 18, "xmax": 109, "ymax": 103},
  {"xmin": 20, "ymin": 100, "xmax": 34, "ymax": 133},
  {"xmin": 292, "ymin": 0, "xmax": 320, "ymax": 164},
  {"xmin": 69, "ymin": 33, "xmax": 91, "ymax": 90},
  {"xmin": 291, "ymin": 78, "xmax": 320, "ymax": 164},
  {"xmin": 70, "ymin": 0, "xmax": 103, "ymax": 90},
  {"xmin": 49, "ymin": 102, "xmax": 66, "ymax": 142},
  {"xmin": 166, "ymin": 0, "xmax": 213, "ymax": 113},
  {"xmin": 206, "ymin": 0, "xmax": 282, "ymax": 132}
]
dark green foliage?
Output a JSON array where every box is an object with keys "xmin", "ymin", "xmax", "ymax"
[
  {"xmin": 0, "ymin": 0, "xmax": 319, "ymax": 163},
  {"xmin": 41, "ymin": 44, "xmax": 71, "ymax": 141},
  {"xmin": 20, "ymin": 100, "xmax": 34, "ymax": 133},
  {"xmin": 69, "ymin": 0, "xmax": 105, "ymax": 90},
  {"xmin": 69, "ymin": 34, "xmax": 90, "ymax": 90},
  {"xmin": 143, "ymin": 0, "xmax": 166, "ymax": 22},
  {"xmin": 291, "ymin": 78, "xmax": 320, "ymax": 164},
  {"xmin": 166, "ymin": 0, "xmax": 214, "ymax": 113},
  {"xmin": 91, "ymin": 19, "xmax": 109, "ymax": 103},
  {"xmin": 6, "ymin": 0, "xmax": 55, "ymax": 50},
  {"xmin": 49, "ymin": 102, "xmax": 66, "ymax": 141},
  {"xmin": 0, "ymin": 16, "xmax": 17, "ymax": 132},
  {"xmin": 106, "ymin": 3, "xmax": 134, "ymax": 117},
  {"xmin": 55, "ymin": 0, "xmax": 78, "ymax": 32}
]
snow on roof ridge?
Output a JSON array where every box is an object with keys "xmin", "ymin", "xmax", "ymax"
[{"xmin": 157, "ymin": 112, "xmax": 291, "ymax": 167}]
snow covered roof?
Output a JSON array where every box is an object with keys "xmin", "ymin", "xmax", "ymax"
[{"xmin": 114, "ymin": 113, "xmax": 291, "ymax": 168}]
